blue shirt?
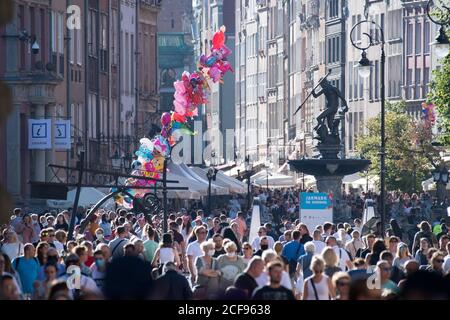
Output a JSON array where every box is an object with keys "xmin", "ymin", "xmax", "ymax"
[
  {"xmin": 282, "ymin": 240, "xmax": 305, "ymax": 262},
  {"xmin": 297, "ymin": 252, "xmax": 314, "ymax": 278},
  {"xmin": 12, "ymin": 256, "xmax": 40, "ymax": 294},
  {"xmin": 37, "ymin": 263, "xmax": 66, "ymax": 281}
]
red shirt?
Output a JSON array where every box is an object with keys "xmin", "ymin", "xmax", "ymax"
[{"xmin": 85, "ymin": 255, "xmax": 95, "ymax": 267}]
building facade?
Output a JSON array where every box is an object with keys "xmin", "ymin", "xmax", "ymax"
[
  {"xmin": 0, "ymin": 0, "xmax": 161, "ymax": 205},
  {"xmin": 192, "ymin": 0, "xmax": 235, "ymax": 165},
  {"xmin": 235, "ymin": 0, "xmax": 439, "ymax": 177}
]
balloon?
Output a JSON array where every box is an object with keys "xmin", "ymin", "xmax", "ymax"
[
  {"xmin": 173, "ymin": 80, "xmax": 186, "ymax": 93},
  {"xmin": 131, "ymin": 160, "xmax": 142, "ymax": 170},
  {"xmin": 209, "ymin": 66, "xmax": 222, "ymax": 82},
  {"xmin": 206, "ymin": 55, "xmax": 218, "ymax": 67},
  {"xmin": 172, "ymin": 112, "xmax": 187, "ymax": 123},
  {"xmin": 152, "ymin": 155, "xmax": 165, "ymax": 172},
  {"xmin": 174, "ymin": 100, "xmax": 187, "ymax": 115},
  {"xmin": 212, "ymin": 27, "xmax": 226, "ymax": 49},
  {"xmin": 161, "ymin": 112, "xmax": 172, "ymax": 127}
]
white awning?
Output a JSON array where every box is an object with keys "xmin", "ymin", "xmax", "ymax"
[
  {"xmin": 216, "ymin": 171, "xmax": 247, "ymax": 193},
  {"xmin": 180, "ymin": 163, "xmax": 229, "ymax": 195},
  {"xmin": 67, "ymin": 188, "xmax": 115, "ymax": 209},
  {"xmin": 190, "ymin": 167, "xmax": 247, "ymax": 194},
  {"xmin": 252, "ymin": 172, "xmax": 295, "ymax": 187}
]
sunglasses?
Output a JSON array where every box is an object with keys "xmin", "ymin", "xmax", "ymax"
[
  {"xmin": 337, "ymin": 282, "xmax": 350, "ymax": 287},
  {"xmin": 435, "ymin": 259, "xmax": 444, "ymax": 263},
  {"xmin": 244, "ymin": 247, "xmax": 252, "ymax": 250},
  {"xmin": 49, "ymin": 234, "xmax": 55, "ymax": 237}
]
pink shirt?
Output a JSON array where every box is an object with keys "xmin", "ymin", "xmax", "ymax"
[{"xmin": 232, "ymin": 217, "xmax": 247, "ymax": 239}]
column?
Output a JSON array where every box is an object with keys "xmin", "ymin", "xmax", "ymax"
[
  {"xmin": 6, "ymin": 104, "xmax": 21, "ymax": 199},
  {"xmin": 34, "ymin": 104, "xmax": 46, "ymax": 182}
]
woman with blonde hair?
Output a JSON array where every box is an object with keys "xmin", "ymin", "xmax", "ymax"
[
  {"xmin": 193, "ymin": 240, "xmax": 219, "ymax": 299},
  {"xmin": 332, "ymin": 272, "xmax": 350, "ymax": 300},
  {"xmin": 322, "ymin": 247, "xmax": 341, "ymax": 278},
  {"xmin": 214, "ymin": 241, "xmax": 246, "ymax": 293},
  {"xmin": 392, "ymin": 242, "xmax": 413, "ymax": 272},
  {"xmin": 0, "ymin": 230, "xmax": 24, "ymax": 261},
  {"xmin": 302, "ymin": 255, "xmax": 335, "ymax": 300}
]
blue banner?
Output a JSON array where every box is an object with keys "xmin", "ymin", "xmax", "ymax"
[{"xmin": 300, "ymin": 192, "xmax": 333, "ymax": 210}]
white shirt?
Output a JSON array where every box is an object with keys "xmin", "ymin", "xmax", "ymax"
[
  {"xmin": 295, "ymin": 272, "xmax": 304, "ymax": 296},
  {"xmin": 443, "ymin": 254, "xmax": 450, "ymax": 274},
  {"xmin": 186, "ymin": 240, "xmax": 203, "ymax": 260},
  {"xmin": 1, "ymin": 242, "xmax": 24, "ymax": 261},
  {"xmin": 353, "ymin": 225, "xmax": 363, "ymax": 235},
  {"xmin": 251, "ymin": 236, "xmax": 275, "ymax": 251},
  {"xmin": 304, "ymin": 275, "xmax": 330, "ymax": 300},
  {"xmin": 53, "ymin": 241, "xmax": 64, "ymax": 255},
  {"xmin": 312, "ymin": 240, "xmax": 326, "ymax": 255},
  {"xmin": 59, "ymin": 273, "xmax": 100, "ymax": 295},
  {"xmin": 255, "ymin": 270, "xmax": 292, "ymax": 290},
  {"xmin": 332, "ymin": 245, "xmax": 351, "ymax": 271},
  {"xmin": 333, "ymin": 232, "xmax": 351, "ymax": 244}
]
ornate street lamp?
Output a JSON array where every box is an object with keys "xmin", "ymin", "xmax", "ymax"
[
  {"xmin": 350, "ymin": 18, "xmax": 387, "ymax": 235},
  {"xmin": 427, "ymin": 0, "xmax": 450, "ymax": 59}
]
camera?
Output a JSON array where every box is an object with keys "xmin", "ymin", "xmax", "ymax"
[{"xmin": 31, "ymin": 41, "xmax": 40, "ymax": 55}]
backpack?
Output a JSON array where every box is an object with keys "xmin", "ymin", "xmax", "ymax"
[{"xmin": 13, "ymin": 256, "xmax": 39, "ymax": 270}]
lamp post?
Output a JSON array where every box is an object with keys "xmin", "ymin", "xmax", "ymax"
[
  {"xmin": 68, "ymin": 145, "xmax": 85, "ymax": 241},
  {"xmin": 206, "ymin": 166, "xmax": 218, "ymax": 216},
  {"xmin": 265, "ymin": 158, "xmax": 272, "ymax": 190},
  {"xmin": 350, "ymin": 18, "xmax": 386, "ymax": 236},
  {"xmin": 433, "ymin": 167, "xmax": 449, "ymax": 205},
  {"xmin": 244, "ymin": 155, "xmax": 253, "ymax": 210},
  {"xmin": 427, "ymin": 0, "xmax": 450, "ymax": 59}
]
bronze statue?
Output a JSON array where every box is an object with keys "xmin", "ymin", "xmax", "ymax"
[{"xmin": 312, "ymin": 79, "xmax": 348, "ymax": 136}]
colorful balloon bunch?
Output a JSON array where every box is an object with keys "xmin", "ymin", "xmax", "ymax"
[
  {"xmin": 421, "ymin": 102, "xmax": 436, "ymax": 128},
  {"xmin": 114, "ymin": 26, "xmax": 233, "ymax": 208}
]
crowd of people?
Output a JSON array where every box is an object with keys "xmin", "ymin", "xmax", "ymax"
[{"xmin": 1, "ymin": 187, "xmax": 450, "ymax": 300}]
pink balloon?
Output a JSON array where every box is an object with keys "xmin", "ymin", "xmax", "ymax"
[
  {"xmin": 174, "ymin": 100, "xmax": 186, "ymax": 115},
  {"xmin": 161, "ymin": 112, "xmax": 171, "ymax": 127},
  {"xmin": 173, "ymin": 80, "xmax": 186, "ymax": 93}
]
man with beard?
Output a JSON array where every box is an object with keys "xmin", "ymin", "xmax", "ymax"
[{"xmin": 251, "ymin": 261, "xmax": 295, "ymax": 300}]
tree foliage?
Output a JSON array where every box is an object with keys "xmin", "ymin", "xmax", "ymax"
[
  {"xmin": 428, "ymin": 54, "xmax": 450, "ymax": 147},
  {"xmin": 356, "ymin": 101, "xmax": 441, "ymax": 192}
]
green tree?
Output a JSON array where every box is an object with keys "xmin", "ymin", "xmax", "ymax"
[
  {"xmin": 356, "ymin": 101, "xmax": 440, "ymax": 192},
  {"xmin": 428, "ymin": 54, "xmax": 450, "ymax": 147}
]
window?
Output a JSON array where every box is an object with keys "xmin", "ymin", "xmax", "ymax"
[
  {"xmin": 415, "ymin": 67, "xmax": 421, "ymax": 99},
  {"xmin": 387, "ymin": 10, "xmax": 402, "ymax": 40},
  {"xmin": 328, "ymin": 0, "xmax": 339, "ymax": 19},
  {"xmin": 348, "ymin": 63, "xmax": 353, "ymax": 99},
  {"xmin": 50, "ymin": 12, "xmax": 56, "ymax": 53},
  {"xmin": 415, "ymin": 22, "xmax": 422, "ymax": 54},
  {"xmin": 406, "ymin": 22, "xmax": 413, "ymax": 55},
  {"xmin": 348, "ymin": 113, "xmax": 353, "ymax": 150},
  {"xmin": 77, "ymin": 30, "xmax": 82, "ymax": 65},
  {"xmin": 424, "ymin": 20, "xmax": 430, "ymax": 54},
  {"xmin": 69, "ymin": 29, "xmax": 74, "ymax": 64}
]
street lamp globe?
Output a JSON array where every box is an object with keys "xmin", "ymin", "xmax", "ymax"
[
  {"xmin": 357, "ymin": 51, "xmax": 372, "ymax": 79},
  {"xmin": 433, "ymin": 26, "xmax": 450, "ymax": 58},
  {"xmin": 434, "ymin": 41, "xmax": 449, "ymax": 59}
]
